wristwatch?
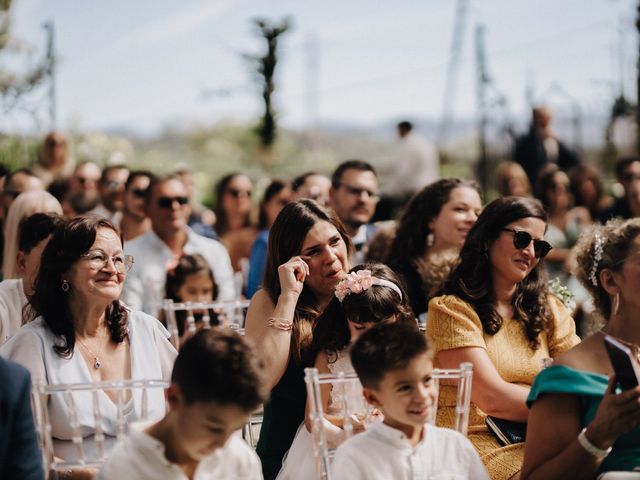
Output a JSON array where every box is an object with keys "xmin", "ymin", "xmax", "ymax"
[{"xmin": 577, "ymin": 428, "xmax": 612, "ymax": 460}]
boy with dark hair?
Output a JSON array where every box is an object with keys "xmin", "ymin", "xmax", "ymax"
[
  {"xmin": 332, "ymin": 322, "xmax": 488, "ymax": 479},
  {"xmin": 98, "ymin": 329, "xmax": 269, "ymax": 480}
]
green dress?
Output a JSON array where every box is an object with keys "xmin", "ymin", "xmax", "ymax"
[{"xmin": 528, "ymin": 364, "xmax": 640, "ymax": 473}]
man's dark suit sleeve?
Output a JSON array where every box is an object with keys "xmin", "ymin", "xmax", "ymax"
[{"xmin": 0, "ymin": 358, "xmax": 44, "ymax": 480}]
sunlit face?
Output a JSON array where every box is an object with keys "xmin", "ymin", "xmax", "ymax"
[
  {"xmin": 66, "ymin": 228, "xmax": 126, "ymax": 306},
  {"xmin": 177, "ymin": 271, "xmax": 215, "ymax": 305},
  {"xmin": 146, "ymin": 179, "xmax": 191, "ymax": 235},
  {"xmin": 546, "ymin": 171, "xmax": 571, "ymax": 211},
  {"xmin": 124, "ymin": 175, "xmax": 151, "ymax": 219},
  {"xmin": 429, "ymin": 187, "xmax": 482, "ymax": 252},
  {"xmin": 489, "ymin": 217, "xmax": 546, "ymax": 288},
  {"xmin": 100, "ymin": 168, "xmax": 129, "ymax": 213},
  {"xmin": 299, "ymin": 221, "xmax": 349, "ymax": 299},
  {"xmin": 330, "ymin": 169, "xmax": 379, "ymax": 230},
  {"xmin": 69, "ymin": 162, "xmax": 101, "ymax": 193},
  {"xmin": 365, "ymin": 352, "xmax": 437, "ymax": 437},
  {"xmin": 172, "ymin": 398, "xmax": 249, "ymax": 462},
  {"xmin": 221, "ymin": 175, "xmax": 253, "ymax": 218}
]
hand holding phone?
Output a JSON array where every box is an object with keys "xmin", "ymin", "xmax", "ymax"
[{"xmin": 603, "ymin": 335, "xmax": 640, "ymax": 390}]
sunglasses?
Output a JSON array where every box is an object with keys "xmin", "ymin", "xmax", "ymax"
[
  {"xmin": 226, "ymin": 188, "xmax": 252, "ymax": 199},
  {"xmin": 157, "ymin": 196, "xmax": 189, "ymax": 209},
  {"xmin": 131, "ymin": 188, "xmax": 147, "ymax": 198},
  {"xmin": 502, "ymin": 228, "xmax": 552, "ymax": 258}
]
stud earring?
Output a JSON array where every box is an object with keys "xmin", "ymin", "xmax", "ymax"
[{"xmin": 426, "ymin": 233, "xmax": 434, "ymax": 248}]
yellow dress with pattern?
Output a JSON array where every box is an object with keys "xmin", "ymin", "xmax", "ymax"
[{"xmin": 426, "ymin": 294, "xmax": 579, "ymax": 480}]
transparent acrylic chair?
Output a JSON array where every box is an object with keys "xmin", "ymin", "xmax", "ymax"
[
  {"xmin": 305, "ymin": 362, "xmax": 474, "ymax": 480},
  {"xmin": 162, "ymin": 298, "xmax": 250, "ymax": 349},
  {"xmin": 31, "ymin": 378, "xmax": 169, "ymax": 477}
]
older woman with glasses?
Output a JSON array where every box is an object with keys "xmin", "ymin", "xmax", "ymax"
[
  {"xmin": 427, "ymin": 196, "xmax": 580, "ymax": 480},
  {"xmin": 0, "ymin": 216, "xmax": 177, "ymax": 467}
]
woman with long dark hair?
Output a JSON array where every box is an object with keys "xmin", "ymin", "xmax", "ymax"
[
  {"xmin": 244, "ymin": 199, "xmax": 351, "ymax": 479},
  {"xmin": 427, "ymin": 196, "xmax": 580, "ymax": 480}
]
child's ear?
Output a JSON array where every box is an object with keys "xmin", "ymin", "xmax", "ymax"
[
  {"xmin": 363, "ymin": 388, "xmax": 382, "ymax": 409},
  {"xmin": 166, "ymin": 383, "xmax": 184, "ymax": 411}
]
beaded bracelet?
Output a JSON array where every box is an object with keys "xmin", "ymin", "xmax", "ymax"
[{"xmin": 267, "ymin": 317, "xmax": 293, "ymax": 331}]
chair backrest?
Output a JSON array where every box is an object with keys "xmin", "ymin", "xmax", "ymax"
[
  {"xmin": 305, "ymin": 362, "xmax": 473, "ymax": 480},
  {"xmin": 32, "ymin": 378, "xmax": 169, "ymax": 475},
  {"xmin": 428, "ymin": 362, "xmax": 473, "ymax": 436},
  {"xmin": 305, "ymin": 368, "xmax": 372, "ymax": 480},
  {"xmin": 162, "ymin": 299, "xmax": 250, "ymax": 349}
]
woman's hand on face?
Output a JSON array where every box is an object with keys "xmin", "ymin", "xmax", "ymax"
[
  {"xmin": 587, "ymin": 375, "xmax": 640, "ymax": 448},
  {"xmin": 278, "ymin": 256, "xmax": 310, "ymax": 296}
]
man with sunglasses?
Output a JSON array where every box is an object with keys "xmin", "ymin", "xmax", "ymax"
[
  {"xmin": 122, "ymin": 175, "xmax": 235, "ymax": 317},
  {"xmin": 119, "ymin": 170, "xmax": 153, "ymax": 241},
  {"xmin": 600, "ymin": 156, "xmax": 640, "ymax": 222},
  {"xmin": 329, "ymin": 160, "xmax": 380, "ymax": 265}
]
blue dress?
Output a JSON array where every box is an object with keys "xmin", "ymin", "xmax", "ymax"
[{"xmin": 528, "ymin": 364, "xmax": 640, "ymax": 473}]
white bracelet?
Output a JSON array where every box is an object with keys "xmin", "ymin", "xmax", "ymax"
[{"xmin": 577, "ymin": 428, "xmax": 612, "ymax": 460}]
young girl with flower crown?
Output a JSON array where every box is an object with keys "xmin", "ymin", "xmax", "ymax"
[{"xmin": 276, "ymin": 262, "xmax": 416, "ymax": 480}]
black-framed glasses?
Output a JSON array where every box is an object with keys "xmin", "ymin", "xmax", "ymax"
[
  {"xmin": 80, "ymin": 250, "xmax": 134, "ymax": 273},
  {"xmin": 157, "ymin": 196, "xmax": 189, "ymax": 209},
  {"xmin": 335, "ymin": 182, "xmax": 380, "ymax": 201},
  {"xmin": 502, "ymin": 228, "xmax": 552, "ymax": 258}
]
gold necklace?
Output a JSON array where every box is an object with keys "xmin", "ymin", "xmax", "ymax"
[{"xmin": 76, "ymin": 331, "xmax": 108, "ymax": 370}]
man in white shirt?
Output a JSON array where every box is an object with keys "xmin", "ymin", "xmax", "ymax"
[
  {"xmin": 122, "ymin": 175, "xmax": 235, "ymax": 317},
  {"xmin": 0, "ymin": 213, "xmax": 61, "ymax": 344},
  {"xmin": 329, "ymin": 161, "xmax": 379, "ymax": 265}
]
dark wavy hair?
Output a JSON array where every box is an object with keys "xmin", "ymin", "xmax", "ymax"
[
  {"xmin": 28, "ymin": 215, "xmax": 129, "ymax": 357},
  {"xmin": 214, "ymin": 173, "xmax": 252, "ymax": 237},
  {"xmin": 442, "ymin": 196, "xmax": 551, "ymax": 349},
  {"xmin": 387, "ymin": 178, "xmax": 481, "ymax": 266},
  {"xmin": 264, "ymin": 199, "xmax": 352, "ymax": 366},
  {"xmin": 310, "ymin": 263, "xmax": 414, "ymax": 364}
]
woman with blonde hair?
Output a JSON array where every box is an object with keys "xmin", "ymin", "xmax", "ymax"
[
  {"xmin": 497, "ymin": 161, "xmax": 533, "ymax": 198},
  {"xmin": 3, "ymin": 190, "xmax": 62, "ymax": 279}
]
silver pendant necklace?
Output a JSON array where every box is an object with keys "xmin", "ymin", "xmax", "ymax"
[{"xmin": 77, "ymin": 333, "xmax": 108, "ymax": 369}]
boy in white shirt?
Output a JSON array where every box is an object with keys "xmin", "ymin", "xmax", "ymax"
[
  {"xmin": 98, "ymin": 328, "xmax": 268, "ymax": 480},
  {"xmin": 332, "ymin": 322, "xmax": 489, "ymax": 480}
]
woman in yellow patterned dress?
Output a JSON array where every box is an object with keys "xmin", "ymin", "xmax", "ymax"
[{"xmin": 427, "ymin": 196, "xmax": 580, "ymax": 480}]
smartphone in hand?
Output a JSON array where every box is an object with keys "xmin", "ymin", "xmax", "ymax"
[{"xmin": 603, "ymin": 335, "xmax": 640, "ymax": 390}]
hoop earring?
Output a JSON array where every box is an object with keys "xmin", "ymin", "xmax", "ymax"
[
  {"xmin": 611, "ymin": 292, "xmax": 620, "ymax": 317},
  {"xmin": 426, "ymin": 233, "xmax": 434, "ymax": 248},
  {"xmin": 61, "ymin": 280, "xmax": 69, "ymax": 292}
]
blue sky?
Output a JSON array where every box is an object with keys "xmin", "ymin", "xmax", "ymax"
[{"xmin": 7, "ymin": 0, "xmax": 637, "ymax": 135}]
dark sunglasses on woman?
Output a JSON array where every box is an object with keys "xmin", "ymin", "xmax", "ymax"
[{"xmin": 502, "ymin": 228, "xmax": 552, "ymax": 258}]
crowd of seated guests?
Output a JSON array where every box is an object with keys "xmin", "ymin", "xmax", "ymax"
[{"xmin": 3, "ymin": 128, "xmax": 640, "ymax": 480}]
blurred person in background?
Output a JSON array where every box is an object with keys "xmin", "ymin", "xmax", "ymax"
[
  {"xmin": 569, "ymin": 164, "xmax": 612, "ymax": 222},
  {"xmin": 67, "ymin": 161, "xmax": 102, "ymax": 195},
  {"xmin": 496, "ymin": 161, "xmax": 533, "ymax": 198},
  {"xmin": 90, "ymin": 165, "xmax": 130, "ymax": 222},
  {"xmin": 330, "ymin": 160, "xmax": 379, "ymax": 265},
  {"xmin": 214, "ymin": 173, "xmax": 258, "ymax": 273},
  {"xmin": 600, "ymin": 156, "xmax": 640, "ymax": 222},
  {"xmin": 123, "ymin": 175, "xmax": 235, "ymax": 317},
  {"xmin": 1, "ymin": 169, "xmax": 44, "ymax": 219},
  {"xmin": 387, "ymin": 178, "xmax": 482, "ymax": 321},
  {"xmin": 292, "ymin": 171, "xmax": 331, "ymax": 207},
  {"xmin": 119, "ymin": 170, "xmax": 153, "ymax": 241},
  {"xmin": 514, "ymin": 106, "xmax": 581, "ymax": 185},
  {"xmin": 174, "ymin": 166, "xmax": 218, "ymax": 240},
  {"xmin": 3, "ymin": 190, "xmax": 62, "ymax": 280},
  {"xmin": 246, "ymin": 179, "xmax": 293, "ymax": 297},
  {"xmin": 33, "ymin": 131, "xmax": 71, "ymax": 187},
  {"xmin": 0, "ymin": 213, "xmax": 62, "ymax": 344}
]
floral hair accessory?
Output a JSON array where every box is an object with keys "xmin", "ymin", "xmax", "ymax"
[
  {"xmin": 334, "ymin": 269, "xmax": 403, "ymax": 302},
  {"xmin": 589, "ymin": 232, "xmax": 605, "ymax": 287}
]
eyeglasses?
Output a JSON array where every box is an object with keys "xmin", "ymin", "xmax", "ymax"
[
  {"xmin": 226, "ymin": 188, "xmax": 252, "ymax": 199},
  {"xmin": 622, "ymin": 173, "xmax": 640, "ymax": 183},
  {"xmin": 80, "ymin": 250, "xmax": 134, "ymax": 273},
  {"xmin": 502, "ymin": 228, "xmax": 552, "ymax": 258},
  {"xmin": 157, "ymin": 196, "xmax": 189, "ymax": 209},
  {"xmin": 130, "ymin": 188, "xmax": 147, "ymax": 198},
  {"xmin": 335, "ymin": 182, "xmax": 380, "ymax": 201},
  {"xmin": 105, "ymin": 180, "xmax": 125, "ymax": 191}
]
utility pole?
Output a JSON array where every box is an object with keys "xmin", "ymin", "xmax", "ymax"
[
  {"xmin": 475, "ymin": 25, "xmax": 489, "ymax": 192},
  {"xmin": 303, "ymin": 33, "xmax": 319, "ymax": 155},
  {"xmin": 43, "ymin": 20, "xmax": 56, "ymax": 130}
]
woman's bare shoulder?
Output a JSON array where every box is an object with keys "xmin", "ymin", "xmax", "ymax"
[{"xmin": 553, "ymin": 333, "xmax": 605, "ymax": 371}]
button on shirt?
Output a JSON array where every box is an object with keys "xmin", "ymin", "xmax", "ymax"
[
  {"xmin": 122, "ymin": 227, "xmax": 235, "ymax": 317},
  {"xmin": 331, "ymin": 422, "xmax": 489, "ymax": 480},
  {"xmin": 97, "ymin": 428, "xmax": 262, "ymax": 480}
]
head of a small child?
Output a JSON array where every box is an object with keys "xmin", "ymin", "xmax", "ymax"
[
  {"xmin": 167, "ymin": 328, "xmax": 268, "ymax": 461},
  {"xmin": 312, "ymin": 263, "xmax": 413, "ymax": 362},
  {"xmin": 350, "ymin": 322, "xmax": 436, "ymax": 435},
  {"xmin": 166, "ymin": 254, "xmax": 218, "ymax": 305}
]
